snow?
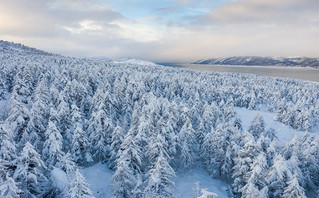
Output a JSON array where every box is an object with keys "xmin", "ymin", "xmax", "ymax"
[
  {"xmin": 235, "ymin": 107, "xmax": 319, "ymax": 144},
  {"xmin": 174, "ymin": 165, "xmax": 230, "ymax": 198},
  {"xmin": 51, "ymin": 168, "xmax": 68, "ymax": 191},
  {"xmin": 113, "ymin": 58, "xmax": 158, "ymax": 66},
  {"xmin": 81, "ymin": 163, "xmax": 230, "ymax": 198},
  {"xmin": 81, "ymin": 163, "xmax": 114, "ymax": 198},
  {"xmin": 77, "ymin": 107, "xmax": 319, "ymax": 198}
]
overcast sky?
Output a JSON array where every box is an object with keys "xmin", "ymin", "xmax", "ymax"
[{"xmin": 1, "ymin": 0, "xmax": 319, "ymax": 62}]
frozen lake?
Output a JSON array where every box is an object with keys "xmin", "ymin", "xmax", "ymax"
[{"xmin": 179, "ymin": 64, "xmax": 319, "ymax": 82}]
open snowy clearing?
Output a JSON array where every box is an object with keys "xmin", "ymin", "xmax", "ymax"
[
  {"xmin": 235, "ymin": 107, "xmax": 319, "ymax": 144},
  {"xmin": 81, "ymin": 163, "xmax": 230, "ymax": 198},
  {"xmin": 174, "ymin": 165, "xmax": 230, "ymax": 198},
  {"xmin": 81, "ymin": 163, "xmax": 114, "ymax": 198}
]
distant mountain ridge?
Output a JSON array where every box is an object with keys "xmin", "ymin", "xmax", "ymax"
[
  {"xmin": 194, "ymin": 56, "xmax": 319, "ymax": 68},
  {"xmin": 0, "ymin": 40, "xmax": 51, "ymax": 55}
]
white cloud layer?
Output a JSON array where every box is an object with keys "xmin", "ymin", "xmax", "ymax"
[{"xmin": 1, "ymin": 0, "xmax": 318, "ymax": 62}]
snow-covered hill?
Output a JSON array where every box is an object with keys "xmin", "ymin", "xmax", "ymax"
[
  {"xmin": 194, "ymin": 56, "xmax": 319, "ymax": 68},
  {"xmin": 0, "ymin": 40, "xmax": 51, "ymax": 55}
]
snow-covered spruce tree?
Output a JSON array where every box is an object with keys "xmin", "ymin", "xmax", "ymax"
[
  {"xmin": 297, "ymin": 135, "xmax": 319, "ymax": 190},
  {"xmin": 26, "ymin": 79, "xmax": 50, "ymax": 151},
  {"xmin": 281, "ymin": 133, "xmax": 319, "ymax": 190},
  {"xmin": 222, "ymin": 99, "xmax": 236, "ymax": 122},
  {"xmin": 60, "ymin": 152, "xmax": 77, "ymax": 179},
  {"xmin": 112, "ymin": 131, "xmax": 143, "ymax": 198},
  {"xmin": 90, "ymin": 87, "xmax": 105, "ymax": 113},
  {"xmin": 68, "ymin": 169, "xmax": 94, "ymax": 198},
  {"xmin": 266, "ymin": 154, "xmax": 293, "ymax": 198},
  {"xmin": 255, "ymin": 133, "xmax": 271, "ymax": 155},
  {"xmin": 281, "ymin": 133, "xmax": 299, "ymax": 160},
  {"xmin": 282, "ymin": 173, "xmax": 306, "ymax": 198},
  {"xmin": 0, "ymin": 72, "xmax": 6, "ymax": 99},
  {"xmin": 0, "ymin": 123, "xmax": 17, "ymax": 164},
  {"xmin": 64, "ymin": 79, "xmax": 91, "ymax": 115},
  {"xmin": 195, "ymin": 120, "xmax": 206, "ymax": 145},
  {"xmin": 0, "ymin": 174, "xmax": 21, "ymax": 198},
  {"xmin": 248, "ymin": 114, "xmax": 265, "ymax": 141},
  {"xmin": 206, "ymin": 126, "xmax": 224, "ymax": 177},
  {"xmin": 266, "ymin": 139, "xmax": 278, "ymax": 167},
  {"xmin": 165, "ymin": 115, "xmax": 178, "ymax": 157},
  {"xmin": 264, "ymin": 128, "xmax": 277, "ymax": 142},
  {"xmin": 13, "ymin": 141, "xmax": 48, "ymax": 198},
  {"xmin": 200, "ymin": 129, "xmax": 214, "ymax": 172},
  {"xmin": 144, "ymin": 151, "xmax": 175, "ymax": 198},
  {"xmin": 190, "ymin": 91, "xmax": 204, "ymax": 130},
  {"xmin": 134, "ymin": 108, "xmax": 151, "ymax": 158},
  {"xmin": 54, "ymin": 69, "xmax": 70, "ymax": 92},
  {"xmin": 176, "ymin": 105, "xmax": 190, "ymax": 132},
  {"xmin": 259, "ymin": 186, "xmax": 269, "ymax": 198},
  {"xmin": 42, "ymin": 120, "xmax": 64, "ymax": 167},
  {"xmin": 111, "ymin": 77, "xmax": 128, "ymax": 123},
  {"xmin": 71, "ymin": 105, "xmax": 92, "ymax": 166},
  {"xmin": 112, "ymin": 154, "xmax": 136, "ymax": 198},
  {"xmin": 146, "ymin": 132, "xmax": 170, "ymax": 165},
  {"xmin": 71, "ymin": 123, "xmax": 92, "ymax": 166},
  {"xmin": 239, "ymin": 180, "xmax": 260, "ymax": 198},
  {"xmin": 6, "ymin": 92, "xmax": 30, "ymax": 145},
  {"xmin": 240, "ymin": 152, "xmax": 268, "ymax": 196},
  {"xmin": 232, "ymin": 132, "xmax": 256, "ymax": 197},
  {"xmin": 109, "ymin": 123, "xmax": 124, "ymax": 170},
  {"xmin": 12, "ymin": 67, "xmax": 34, "ymax": 104},
  {"xmin": 56, "ymin": 94, "xmax": 71, "ymax": 147},
  {"xmin": 88, "ymin": 102, "xmax": 113, "ymax": 163},
  {"xmin": 176, "ymin": 117, "xmax": 196, "ymax": 169},
  {"xmin": 210, "ymin": 120, "xmax": 239, "ymax": 179},
  {"xmin": 202, "ymin": 102, "xmax": 222, "ymax": 132}
]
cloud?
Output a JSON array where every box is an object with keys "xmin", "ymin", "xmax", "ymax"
[
  {"xmin": 204, "ymin": 0, "xmax": 319, "ymax": 26},
  {"xmin": 0, "ymin": 0, "xmax": 125, "ymax": 37},
  {"xmin": 1, "ymin": 0, "xmax": 319, "ymax": 62}
]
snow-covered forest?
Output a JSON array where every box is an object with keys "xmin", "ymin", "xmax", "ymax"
[{"xmin": 0, "ymin": 40, "xmax": 319, "ymax": 198}]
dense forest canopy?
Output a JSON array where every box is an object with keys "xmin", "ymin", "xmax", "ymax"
[{"xmin": 0, "ymin": 41, "xmax": 319, "ymax": 197}]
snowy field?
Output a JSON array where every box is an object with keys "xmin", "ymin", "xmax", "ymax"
[
  {"xmin": 81, "ymin": 163, "xmax": 230, "ymax": 198},
  {"xmin": 235, "ymin": 107, "xmax": 319, "ymax": 144},
  {"xmin": 81, "ymin": 163, "xmax": 114, "ymax": 198},
  {"xmin": 174, "ymin": 165, "xmax": 230, "ymax": 198}
]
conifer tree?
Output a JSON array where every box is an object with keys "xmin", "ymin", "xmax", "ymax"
[
  {"xmin": 266, "ymin": 154, "xmax": 293, "ymax": 198},
  {"xmin": 282, "ymin": 173, "xmax": 306, "ymax": 198},
  {"xmin": 60, "ymin": 152, "xmax": 76, "ymax": 178},
  {"xmin": 248, "ymin": 114, "xmax": 265, "ymax": 141},
  {"xmin": 112, "ymin": 130, "xmax": 143, "ymax": 198},
  {"xmin": 88, "ymin": 103, "xmax": 113, "ymax": 162},
  {"xmin": 0, "ymin": 174, "xmax": 21, "ymax": 198},
  {"xmin": 68, "ymin": 169, "xmax": 94, "ymax": 198},
  {"xmin": 42, "ymin": 120, "xmax": 64, "ymax": 167},
  {"xmin": 13, "ymin": 142, "xmax": 47, "ymax": 198},
  {"xmin": 145, "ymin": 151, "xmax": 175, "ymax": 198},
  {"xmin": 177, "ymin": 117, "xmax": 195, "ymax": 169},
  {"xmin": 71, "ymin": 123, "xmax": 92, "ymax": 166},
  {"xmin": 109, "ymin": 124, "xmax": 124, "ymax": 169},
  {"xmin": 0, "ymin": 124, "xmax": 17, "ymax": 163},
  {"xmin": 232, "ymin": 133, "xmax": 256, "ymax": 196},
  {"xmin": 70, "ymin": 105, "xmax": 92, "ymax": 165},
  {"xmin": 7, "ymin": 93, "xmax": 30, "ymax": 143}
]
